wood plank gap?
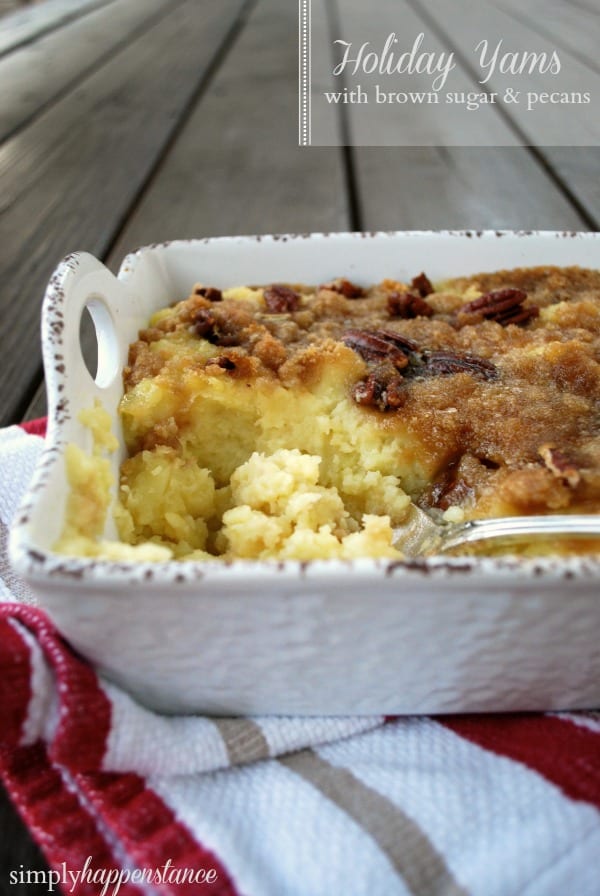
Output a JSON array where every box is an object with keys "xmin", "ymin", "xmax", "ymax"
[
  {"xmin": 407, "ymin": 0, "xmax": 599, "ymax": 229},
  {"xmin": 327, "ymin": 0, "xmax": 362, "ymax": 229},
  {"xmin": 98, "ymin": 0, "xmax": 259, "ymax": 268},
  {"xmin": 0, "ymin": 0, "xmax": 189, "ymax": 146},
  {"xmin": 0, "ymin": 0, "xmax": 116, "ymax": 60}
]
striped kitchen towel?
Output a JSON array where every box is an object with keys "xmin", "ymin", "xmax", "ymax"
[{"xmin": 0, "ymin": 419, "xmax": 599, "ymax": 896}]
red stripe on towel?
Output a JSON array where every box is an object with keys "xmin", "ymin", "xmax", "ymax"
[
  {"xmin": 0, "ymin": 606, "xmax": 240, "ymax": 894},
  {"xmin": 0, "ymin": 605, "xmax": 111, "ymax": 771},
  {"xmin": 77, "ymin": 772, "xmax": 242, "ymax": 896},
  {"xmin": 0, "ymin": 617, "xmax": 32, "ymax": 743},
  {"xmin": 19, "ymin": 418, "xmax": 47, "ymax": 438},
  {"xmin": 441, "ymin": 714, "xmax": 600, "ymax": 810},
  {"xmin": 0, "ymin": 742, "xmax": 143, "ymax": 896}
]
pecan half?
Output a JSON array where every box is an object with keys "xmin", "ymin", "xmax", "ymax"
[
  {"xmin": 388, "ymin": 291, "xmax": 434, "ymax": 319},
  {"xmin": 538, "ymin": 444, "xmax": 581, "ymax": 488},
  {"xmin": 411, "ymin": 272, "xmax": 434, "ymax": 298},
  {"xmin": 321, "ymin": 277, "xmax": 364, "ymax": 298},
  {"xmin": 194, "ymin": 286, "xmax": 223, "ymax": 302},
  {"xmin": 369, "ymin": 328, "xmax": 420, "ymax": 354},
  {"xmin": 419, "ymin": 457, "xmax": 473, "ymax": 511},
  {"xmin": 191, "ymin": 309, "xmax": 240, "ymax": 346},
  {"xmin": 422, "ymin": 350, "xmax": 498, "ymax": 380},
  {"xmin": 192, "ymin": 308, "xmax": 218, "ymax": 338},
  {"xmin": 459, "ymin": 288, "xmax": 538, "ymax": 326},
  {"xmin": 352, "ymin": 366, "xmax": 406, "ymax": 411},
  {"xmin": 263, "ymin": 284, "xmax": 300, "ymax": 313},
  {"xmin": 342, "ymin": 329, "xmax": 412, "ymax": 370}
]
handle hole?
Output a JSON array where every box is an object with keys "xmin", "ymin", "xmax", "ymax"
[
  {"xmin": 80, "ymin": 296, "xmax": 119, "ymax": 388},
  {"xmin": 79, "ymin": 306, "xmax": 97, "ymax": 381}
]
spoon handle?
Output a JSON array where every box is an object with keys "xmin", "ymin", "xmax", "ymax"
[{"xmin": 441, "ymin": 514, "xmax": 600, "ymax": 553}]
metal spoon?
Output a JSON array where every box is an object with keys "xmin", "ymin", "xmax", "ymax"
[{"xmin": 393, "ymin": 504, "xmax": 600, "ymax": 557}]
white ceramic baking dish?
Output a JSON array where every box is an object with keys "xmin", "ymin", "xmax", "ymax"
[{"xmin": 9, "ymin": 231, "xmax": 600, "ymax": 715}]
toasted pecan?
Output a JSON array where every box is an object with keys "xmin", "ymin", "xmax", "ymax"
[
  {"xmin": 342, "ymin": 329, "xmax": 411, "ymax": 370},
  {"xmin": 352, "ymin": 366, "xmax": 406, "ymax": 411},
  {"xmin": 263, "ymin": 284, "xmax": 301, "ymax": 313},
  {"xmin": 411, "ymin": 272, "xmax": 434, "ymax": 298},
  {"xmin": 459, "ymin": 288, "xmax": 539, "ymax": 326},
  {"xmin": 387, "ymin": 291, "xmax": 434, "ymax": 319},
  {"xmin": 191, "ymin": 309, "xmax": 240, "ymax": 346},
  {"xmin": 421, "ymin": 350, "xmax": 498, "ymax": 380},
  {"xmin": 538, "ymin": 444, "xmax": 581, "ymax": 488},
  {"xmin": 194, "ymin": 286, "xmax": 223, "ymax": 302},
  {"xmin": 321, "ymin": 277, "xmax": 365, "ymax": 298}
]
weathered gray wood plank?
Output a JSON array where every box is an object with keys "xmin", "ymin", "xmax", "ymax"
[
  {"xmin": 107, "ymin": 0, "xmax": 348, "ymax": 253},
  {"xmin": 410, "ymin": 0, "xmax": 600, "ymax": 145},
  {"xmin": 408, "ymin": 0, "xmax": 600, "ymax": 226},
  {"xmin": 25, "ymin": 0, "xmax": 349, "ymax": 421},
  {"xmin": 333, "ymin": 0, "xmax": 585, "ymax": 230},
  {"xmin": 354, "ymin": 146, "xmax": 587, "ymax": 231},
  {"xmin": 0, "ymin": 0, "xmax": 112, "ymax": 57},
  {"xmin": 1, "ymin": 0, "xmax": 248, "ymax": 427},
  {"xmin": 569, "ymin": 0, "xmax": 600, "ymax": 18},
  {"xmin": 497, "ymin": 0, "xmax": 600, "ymax": 75},
  {"xmin": 0, "ymin": 0, "xmax": 178, "ymax": 142},
  {"xmin": 495, "ymin": 0, "xmax": 600, "ymax": 218}
]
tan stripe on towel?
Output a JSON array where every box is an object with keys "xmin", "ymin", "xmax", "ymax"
[
  {"xmin": 212, "ymin": 718, "xmax": 270, "ymax": 765},
  {"xmin": 280, "ymin": 749, "xmax": 468, "ymax": 896}
]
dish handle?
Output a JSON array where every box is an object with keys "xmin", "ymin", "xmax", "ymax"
[
  {"xmin": 37, "ymin": 252, "xmax": 145, "ymax": 540},
  {"xmin": 42, "ymin": 252, "xmax": 144, "ymax": 417}
]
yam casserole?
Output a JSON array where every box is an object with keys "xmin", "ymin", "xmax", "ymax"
[{"xmin": 56, "ymin": 266, "xmax": 600, "ymax": 561}]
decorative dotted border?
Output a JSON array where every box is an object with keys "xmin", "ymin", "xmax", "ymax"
[{"xmin": 299, "ymin": 0, "xmax": 311, "ymax": 146}]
